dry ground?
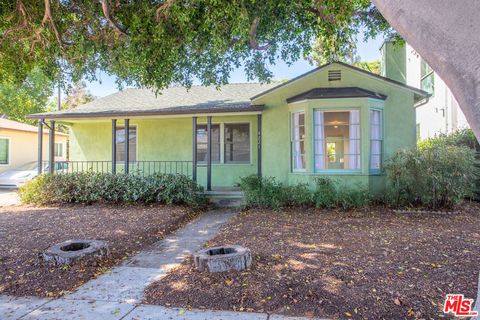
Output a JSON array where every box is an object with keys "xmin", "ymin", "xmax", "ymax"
[
  {"xmin": 145, "ymin": 204, "xmax": 480, "ymax": 319},
  {"xmin": 0, "ymin": 204, "xmax": 198, "ymax": 297}
]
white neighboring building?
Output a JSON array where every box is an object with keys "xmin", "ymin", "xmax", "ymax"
[{"xmin": 380, "ymin": 41, "xmax": 469, "ymax": 140}]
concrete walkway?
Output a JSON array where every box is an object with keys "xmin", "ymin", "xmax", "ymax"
[
  {"xmin": 0, "ymin": 188, "xmax": 20, "ymax": 206},
  {"xmin": 1, "ymin": 209, "xmax": 319, "ymax": 320}
]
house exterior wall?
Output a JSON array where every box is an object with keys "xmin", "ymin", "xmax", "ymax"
[
  {"xmin": 66, "ymin": 64, "xmax": 417, "ymax": 192},
  {"xmin": 0, "ymin": 129, "xmax": 67, "ymax": 173},
  {"xmin": 253, "ymin": 63, "xmax": 416, "ymax": 194},
  {"xmin": 68, "ymin": 114, "xmax": 258, "ymax": 188}
]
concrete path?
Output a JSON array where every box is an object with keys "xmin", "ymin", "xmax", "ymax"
[
  {"xmin": 0, "ymin": 209, "xmax": 319, "ymax": 320},
  {"xmin": 0, "ymin": 188, "xmax": 20, "ymax": 206}
]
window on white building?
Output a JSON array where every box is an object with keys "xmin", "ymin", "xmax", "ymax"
[{"xmin": 420, "ymin": 59, "xmax": 434, "ymax": 95}]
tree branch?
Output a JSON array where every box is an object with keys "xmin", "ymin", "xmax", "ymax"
[
  {"xmin": 42, "ymin": 0, "xmax": 65, "ymax": 47},
  {"xmin": 308, "ymin": 0, "xmax": 336, "ymax": 23},
  {"xmin": 249, "ymin": 17, "xmax": 271, "ymax": 51},
  {"xmin": 156, "ymin": 0, "xmax": 175, "ymax": 22},
  {"xmin": 100, "ymin": 0, "xmax": 129, "ymax": 36}
]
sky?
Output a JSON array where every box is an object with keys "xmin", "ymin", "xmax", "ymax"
[{"xmin": 84, "ymin": 36, "xmax": 385, "ymax": 98}]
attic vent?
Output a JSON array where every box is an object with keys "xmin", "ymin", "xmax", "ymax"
[{"xmin": 328, "ymin": 70, "xmax": 342, "ymax": 81}]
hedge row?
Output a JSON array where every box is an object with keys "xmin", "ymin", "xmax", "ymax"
[{"xmin": 19, "ymin": 172, "xmax": 207, "ymax": 207}]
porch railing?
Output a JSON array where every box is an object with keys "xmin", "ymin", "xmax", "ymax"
[{"xmin": 54, "ymin": 161, "xmax": 193, "ymax": 177}]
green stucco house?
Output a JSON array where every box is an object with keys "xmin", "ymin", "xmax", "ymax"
[{"xmin": 29, "ymin": 62, "xmax": 429, "ymax": 193}]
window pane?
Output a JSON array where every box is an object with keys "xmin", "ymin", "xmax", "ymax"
[
  {"xmin": 196, "ymin": 124, "xmax": 220, "ymax": 163},
  {"xmin": 0, "ymin": 139, "xmax": 8, "ymax": 165},
  {"xmin": 116, "ymin": 126, "xmax": 137, "ymax": 162},
  {"xmin": 370, "ymin": 110, "xmax": 382, "ymax": 170},
  {"xmin": 421, "ymin": 73, "xmax": 434, "ymax": 95},
  {"xmin": 55, "ymin": 143, "xmax": 63, "ymax": 157},
  {"xmin": 292, "ymin": 112, "xmax": 305, "ymax": 170},
  {"xmin": 314, "ymin": 111, "xmax": 361, "ymax": 170},
  {"xmin": 224, "ymin": 123, "xmax": 250, "ymax": 163}
]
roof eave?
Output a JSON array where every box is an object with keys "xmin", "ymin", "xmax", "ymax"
[{"xmin": 27, "ymin": 105, "xmax": 265, "ymax": 120}]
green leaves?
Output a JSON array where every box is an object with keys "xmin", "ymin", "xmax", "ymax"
[
  {"xmin": 384, "ymin": 143, "xmax": 477, "ymax": 209},
  {"xmin": 0, "ymin": 1, "xmax": 390, "ymax": 91},
  {"xmin": 0, "ymin": 68, "xmax": 54, "ymax": 124},
  {"xmin": 18, "ymin": 172, "xmax": 207, "ymax": 207}
]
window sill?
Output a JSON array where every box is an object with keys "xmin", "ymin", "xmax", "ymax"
[{"xmin": 197, "ymin": 163, "xmax": 253, "ymax": 166}]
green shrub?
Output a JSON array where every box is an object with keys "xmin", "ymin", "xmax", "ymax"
[
  {"xmin": 313, "ymin": 177, "xmax": 370, "ymax": 209},
  {"xmin": 334, "ymin": 185, "xmax": 370, "ymax": 210},
  {"xmin": 239, "ymin": 175, "xmax": 369, "ymax": 210},
  {"xmin": 19, "ymin": 172, "xmax": 207, "ymax": 207},
  {"xmin": 284, "ymin": 183, "xmax": 313, "ymax": 207},
  {"xmin": 384, "ymin": 144, "xmax": 477, "ymax": 209},
  {"xmin": 418, "ymin": 128, "xmax": 479, "ymax": 150},
  {"xmin": 313, "ymin": 177, "xmax": 337, "ymax": 208},
  {"xmin": 238, "ymin": 175, "xmax": 286, "ymax": 209}
]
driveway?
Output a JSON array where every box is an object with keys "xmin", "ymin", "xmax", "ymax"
[{"xmin": 0, "ymin": 189, "xmax": 20, "ymax": 206}]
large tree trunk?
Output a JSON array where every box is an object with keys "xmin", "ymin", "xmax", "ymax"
[{"xmin": 372, "ymin": 0, "xmax": 480, "ymax": 141}]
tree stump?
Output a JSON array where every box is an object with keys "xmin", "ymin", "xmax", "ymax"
[{"xmin": 193, "ymin": 245, "xmax": 252, "ymax": 273}]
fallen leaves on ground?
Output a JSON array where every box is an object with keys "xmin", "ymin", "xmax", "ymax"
[
  {"xmin": 144, "ymin": 203, "xmax": 480, "ymax": 319},
  {"xmin": 0, "ymin": 203, "xmax": 198, "ymax": 297}
]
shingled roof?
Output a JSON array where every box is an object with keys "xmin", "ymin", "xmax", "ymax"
[{"xmin": 29, "ymin": 83, "xmax": 279, "ymax": 120}]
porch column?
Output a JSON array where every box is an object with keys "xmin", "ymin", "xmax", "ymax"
[
  {"xmin": 257, "ymin": 114, "xmax": 262, "ymax": 177},
  {"xmin": 206, "ymin": 116, "xmax": 212, "ymax": 191},
  {"xmin": 192, "ymin": 117, "xmax": 197, "ymax": 181},
  {"xmin": 48, "ymin": 120, "xmax": 55, "ymax": 174},
  {"xmin": 37, "ymin": 120, "xmax": 43, "ymax": 175},
  {"xmin": 112, "ymin": 119, "xmax": 117, "ymax": 174},
  {"xmin": 124, "ymin": 119, "xmax": 129, "ymax": 174}
]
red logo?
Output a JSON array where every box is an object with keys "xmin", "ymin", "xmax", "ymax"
[{"xmin": 443, "ymin": 294, "xmax": 478, "ymax": 317}]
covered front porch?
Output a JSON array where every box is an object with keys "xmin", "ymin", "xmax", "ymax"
[{"xmin": 36, "ymin": 113, "xmax": 263, "ymax": 191}]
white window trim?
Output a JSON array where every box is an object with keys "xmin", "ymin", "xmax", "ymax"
[
  {"xmin": 197, "ymin": 121, "xmax": 253, "ymax": 165},
  {"xmin": 369, "ymin": 108, "xmax": 384, "ymax": 173},
  {"xmin": 116, "ymin": 124, "xmax": 139, "ymax": 163},
  {"xmin": 313, "ymin": 108, "xmax": 362, "ymax": 173},
  {"xmin": 54, "ymin": 141, "xmax": 65, "ymax": 158},
  {"xmin": 0, "ymin": 136, "xmax": 11, "ymax": 166},
  {"xmin": 291, "ymin": 110, "xmax": 306, "ymax": 172}
]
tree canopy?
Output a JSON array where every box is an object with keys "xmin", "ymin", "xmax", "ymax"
[
  {"xmin": 0, "ymin": 68, "xmax": 54, "ymax": 124},
  {"xmin": 0, "ymin": 1, "xmax": 395, "ymax": 91}
]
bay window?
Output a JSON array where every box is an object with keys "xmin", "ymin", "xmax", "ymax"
[
  {"xmin": 370, "ymin": 110, "xmax": 382, "ymax": 170},
  {"xmin": 291, "ymin": 112, "xmax": 306, "ymax": 170},
  {"xmin": 314, "ymin": 110, "xmax": 360, "ymax": 170}
]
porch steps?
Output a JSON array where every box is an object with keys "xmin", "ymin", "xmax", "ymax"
[{"xmin": 204, "ymin": 190, "xmax": 245, "ymax": 208}]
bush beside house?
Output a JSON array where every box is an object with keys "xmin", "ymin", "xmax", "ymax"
[
  {"xmin": 384, "ymin": 144, "xmax": 476, "ymax": 209},
  {"xmin": 239, "ymin": 175, "xmax": 370, "ymax": 210},
  {"xmin": 19, "ymin": 172, "xmax": 207, "ymax": 207},
  {"xmin": 240, "ymin": 130, "xmax": 478, "ymax": 210}
]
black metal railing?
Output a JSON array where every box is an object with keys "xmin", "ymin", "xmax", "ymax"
[{"xmin": 53, "ymin": 160, "xmax": 193, "ymax": 177}]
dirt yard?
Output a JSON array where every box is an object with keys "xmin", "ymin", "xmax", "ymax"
[
  {"xmin": 145, "ymin": 204, "xmax": 480, "ymax": 319},
  {"xmin": 0, "ymin": 204, "xmax": 198, "ymax": 297}
]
